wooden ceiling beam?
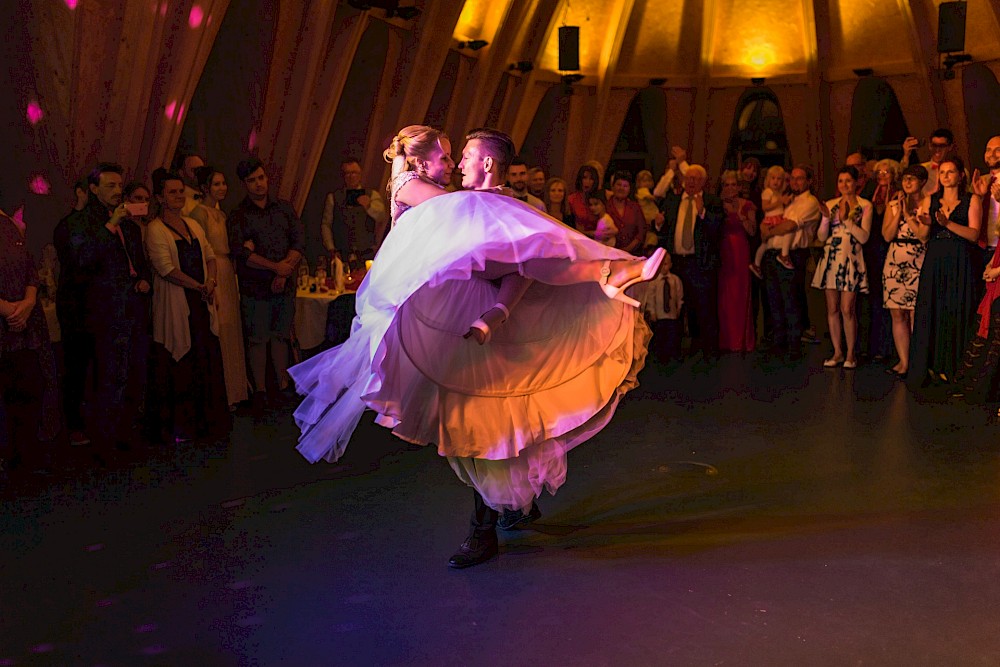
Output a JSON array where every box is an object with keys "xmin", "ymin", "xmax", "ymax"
[
  {"xmin": 508, "ymin": 0, "xmax": 566, "ymax": 148},
  {"xmin": 585, "ymin": 0, "xmax": 636, "ymax": 160},
  {"xmin": 896, "ymin": 0, "xmax": 949, "ymax": 130}
]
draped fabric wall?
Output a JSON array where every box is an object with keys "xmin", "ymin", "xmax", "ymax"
[
  {"xmin": 7, "ymin": 0, "xmax": 226, "ymax": 257},
  {"xmin": 5, "ymin": 1, "xmax": 999, "ymax": 262},
  {"xmin": 28, "ymin": 0, "xmax": 228, "ymax": 186}
]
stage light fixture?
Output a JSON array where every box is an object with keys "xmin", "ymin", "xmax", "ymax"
[
  {"xmin": 390, "ymin": 6, "xmax": 420, "ymax": 20},
  {"xmin": 509, "ymin": 61, "xmax": 534, "ymax": 73},
  {"xmin": 751, "ymin": 77, "xmax": 766, "ymax": 86},
  {"xmin": 457, "ymin": 40, "xmax": 489, "ymax": 51}
]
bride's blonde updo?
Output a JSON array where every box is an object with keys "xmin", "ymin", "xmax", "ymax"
[{"xmin": 383, "ymin": 125, "xmax": 448, "ymax": 179}]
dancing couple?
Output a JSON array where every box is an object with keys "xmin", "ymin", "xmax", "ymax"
[{"xmin": 290, "ymin": 126, "xmax": 664, "ymax": 568}]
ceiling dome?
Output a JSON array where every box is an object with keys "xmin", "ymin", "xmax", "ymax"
[{"xmin": 454, "ymin": 0, "xmax": 1000, "ymax": 86}]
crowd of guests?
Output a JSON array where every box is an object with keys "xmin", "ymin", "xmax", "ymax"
[
  {"xmin": 3, "ymin": 127, "xmax": 1000, "ymax": 476},
  {"xmin": 0, "ymin": 154, "xmax": 311, "ymax": 473}
]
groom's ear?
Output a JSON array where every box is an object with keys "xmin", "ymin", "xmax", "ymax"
[{"xmin": 483, "ymin": 156, "xmax": 494, "ymax": 173}]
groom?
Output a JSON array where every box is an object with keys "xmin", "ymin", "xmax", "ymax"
[{"xmin": 444, "ymin": 128, "xmax": 542, "ymax": 569}]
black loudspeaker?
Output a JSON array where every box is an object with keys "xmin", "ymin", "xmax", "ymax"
[
  {"xmin": 558, "ymin": 26, "xmax": 580, "ymax": 71},
  {"xmin": 937, "ymin": 1, "xmax": 966, "ymax": 53}
]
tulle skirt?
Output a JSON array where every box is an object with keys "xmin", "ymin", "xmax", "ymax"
[{"xmin": 289, "ymin": 192, "xmax": 650, "ymax": 510}]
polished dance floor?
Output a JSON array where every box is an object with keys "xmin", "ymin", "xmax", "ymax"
[{"xmin": 2, "ymin": 347, "xmax": 1000, "ymax": 666}]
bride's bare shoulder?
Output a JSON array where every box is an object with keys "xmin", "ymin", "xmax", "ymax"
[{"xmin": 395, "ymin": 173, "xmax": 447, "ymax": 207}]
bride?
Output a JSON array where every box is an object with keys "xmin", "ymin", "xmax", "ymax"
[{"xmin": 290, "ymin": 125, "xmax": 663, "ymax": 568}]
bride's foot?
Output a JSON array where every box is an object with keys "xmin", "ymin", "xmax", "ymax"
[
  {"xmin": 601, "ymin": 247, "xmax": 665, "ymax": 307},
  {"xmin": 464, "ymin": 303, "xmax": 510, "ymax": 345}
]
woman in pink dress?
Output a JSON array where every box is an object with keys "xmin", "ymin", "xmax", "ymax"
[{"xmin": 717, "ymin": 170, "xmax": 757, "ymax": 352}]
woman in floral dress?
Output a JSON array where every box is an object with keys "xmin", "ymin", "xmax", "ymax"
[
  {"xmin": 811, "ymin": 165, "xmax": 873, "ymax": 368},
  {"xmin": 881, "ymin": 164, "xmax": 928, "ymax": 378}
]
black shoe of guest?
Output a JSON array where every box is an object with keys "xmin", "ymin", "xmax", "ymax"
[
  {"xmin": 497, "ymin": 502, "xmax": 542, "ymax": 531},
  {"xmin": 448, "ymin": 531, "xmax": 498, "ymax": 569}
]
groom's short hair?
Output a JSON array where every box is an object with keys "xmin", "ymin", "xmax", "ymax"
[{"xmin": 465, "ymin": 128, "xmax": 516, "ymax": 175}]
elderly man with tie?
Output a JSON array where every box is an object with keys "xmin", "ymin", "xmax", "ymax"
[{"xmin": 654, "ymin": 164, "xmax": 723, "ymax": 358}]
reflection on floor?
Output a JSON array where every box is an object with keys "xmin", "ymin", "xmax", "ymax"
[{"xmin": 3, "ymin": 348, "xmax": 999, "ymax": 666}]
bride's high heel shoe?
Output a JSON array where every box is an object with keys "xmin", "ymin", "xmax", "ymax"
[
  {"xmin": 600, "ymin": 247, "xmax": 666, "ymax": 308},
  {"xmin": 464, "ymin": 303, "xmax": 510, "ymax": 345}
]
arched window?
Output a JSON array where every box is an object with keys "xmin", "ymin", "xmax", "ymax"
[
  {"xmin": 963, "ymin": 63, "xmax": 1000, "ymax": 173},
  {"xmin": 518, "ymin": 85, "xmax": 571, "ymax": 175},
  {"xmin": 723, "ymin": 87, "xmax": 791, "ymax": 172},
  {"xmin": 847, "ymin": 77, "xmax": 910, "ymax": 161},
  {"xmin": 424, "ymin": 51, "xmax": 462, "ymax": 128},
  {"xmin": 606, "ymin": 87, "xmax": 667, "ymax": 187}
]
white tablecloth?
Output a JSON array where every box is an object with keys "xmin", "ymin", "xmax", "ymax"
[{"xmin": 295, "ymin": 288, "xmax": 347, "ymax": 349}]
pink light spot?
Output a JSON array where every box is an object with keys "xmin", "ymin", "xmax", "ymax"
[
  {"xmin": 247, "ymin": 128, "xmax": 258, "ymax": 152},
  {"xmin": 26, "ymin": 101, "xmax": 43, "ymax": 126},
  {"xmin": 165, "ymin": 100, "xmax": 177, "ymax": 120},
  {"xmin": 29, "ymin": 174, "xmax": 51, "ymax": 195},
  {"xmin": 0, "ymin": 658, "xmax": 15, "ymax": 666},
  {"xmin": 176, "ymin": 103, "xmax": 186, "ymax": 123},
  {"xmin": 188, "ymin": 5, "xmax": 204, "ymax": 28},
  {"xmin": 96, "ymin": 598, "xmax": 115, "ymax": 607},
  {"xmin": 65, "ymin": 0, "xmax": 78, "ymax": 9},
  {"xmin": 30, "ymin": 644, "xmax": 54, "ymax": 654},
  {"xmin": 85, "ymin": 542, "xmax": 105, "ymax": 552},
  {"xmin": 159, "ymin": 1, "xmax": 167, "ymax": 17}
]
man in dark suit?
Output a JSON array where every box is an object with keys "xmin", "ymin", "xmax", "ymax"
[
  {"xmin": 64, "ymin": 162, "xmax": 152, "ymax": 452},
  {"xmin": 655, "ymin": 164, "xmax": 724, "ymax": 357}
]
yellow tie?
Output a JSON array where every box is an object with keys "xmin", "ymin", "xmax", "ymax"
[{"xmin": 682, "ymin": 196, "xmax": 695, "ymax": 252}]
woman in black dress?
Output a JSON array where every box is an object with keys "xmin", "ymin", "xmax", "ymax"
[
  {"xmin": 145, "ymin": 169, "xmax": 230, "ymax": 442},
  {"xmin": 908, "ymin": 157, "xmax": 983, "ymax": 388}
]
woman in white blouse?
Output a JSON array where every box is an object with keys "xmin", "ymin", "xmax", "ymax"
[{"xmin": 145, "ymin": 169, "xmax": 229, "ymax": 443}]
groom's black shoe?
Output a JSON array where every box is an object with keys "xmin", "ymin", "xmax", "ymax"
[
  {"xmin": 449, "ymin": 490, "xmax": 500, "ymax": 569},
  {"xmin": 497, "ymin": 501, "xmax": 542, "ymax": 531},
  {"xmin": 448, "ymin": 532, "xmax": 498, "ymax": 569}
]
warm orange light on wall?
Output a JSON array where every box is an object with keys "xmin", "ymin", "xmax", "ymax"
[{"xmin": 453, "ymin": 0, "xmax": 511, "ymax": 47}]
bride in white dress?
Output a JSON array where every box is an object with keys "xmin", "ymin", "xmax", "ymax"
[{"xmin": 290, "ymin": 125, "xmax": 663, "ymax": 567}]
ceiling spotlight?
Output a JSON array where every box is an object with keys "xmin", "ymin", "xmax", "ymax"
[
  {"xmin": 943, "ymin": 53, "xmax": 972, "ymax": 69},
  {"xmin": 508, "ymin": 61, "xmax": 534, "ymax": 73},
  {"xmin": 750, "ymin": 77, "xmax": 766, "ymax": 86},
  {"xmin": 457, "ymin": 40, "xmax": 489, "ymax": 51},
  {"xmin": 852, "ymin": 68, "xmax": 874, "ymax": 77},
  {"xmin": 389, "ymin": 6, "xmax": 420, "ymax": 20},
  {"xmin": 561, "ymin": 74, "xmax": 584, "ymax": 85}
]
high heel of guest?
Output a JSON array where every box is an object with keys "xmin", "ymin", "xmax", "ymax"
[
  {"xmin": 464, "ymin": 303, "xmax": 510, "ymax": 345},
  {"xmin": 600, "ymin": 247, "xmax": 665, "ymax": 307}
]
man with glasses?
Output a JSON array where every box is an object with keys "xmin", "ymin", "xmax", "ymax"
[
  {"xmin": 321, "ymin": 157, "xmax": 387, "ymax": 261},
  {"xmin": 901, "ymin": 129, "xmax": 959, "ymax": 196}
]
